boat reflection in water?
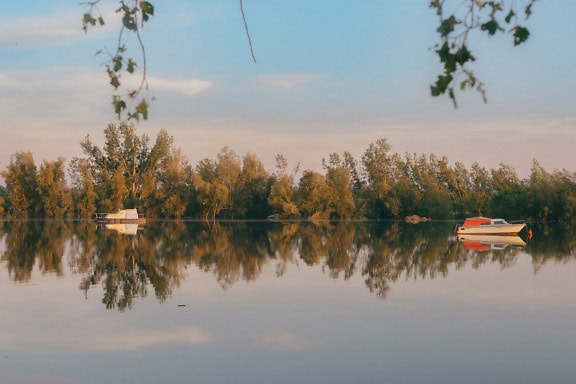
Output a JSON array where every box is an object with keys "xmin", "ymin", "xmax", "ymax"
[
  {"xmin": 457, "ymin": 234, "xmax": 526, "ymax": 251},
  {"xmin": 103, "ymin": 223, "xmax": 141, "ymax": 235}
]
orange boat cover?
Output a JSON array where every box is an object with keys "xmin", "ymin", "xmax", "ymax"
[{"xmin": 462, "ymin": 217, "xmax": 491, "ymax": 227}]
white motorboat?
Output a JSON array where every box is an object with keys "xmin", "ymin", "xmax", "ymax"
[{"xmin": 456, "ymin": 217, "xmax": 526, "ymax": 235}]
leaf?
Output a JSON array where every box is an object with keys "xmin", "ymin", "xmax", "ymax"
[
  {"xmin": 113, "ymin": 55, "xmax": 123, "ymax": 72},
  {"xmin": 454, "ymin": 45, "xmax": 474, "ymax": 65},
  {"xmin": 82, "ymin": 13, "xmax": 96, "ymax": 32},
  {"xmin": 448, "ymin": 88, "xmax": 457, "ymax": 108},
  {"xmin": 112, "ymin": 97, "xmax": 126, "ymax": 119},
  {"xmin": 504, "ymin": 10, "xmax": 515, "ymax": 24},
  {"xmin": 136, "ymin": 99, "xmax": 149, "ymax": 120},
  {"xmin": 480, "ymin": 19, "xmax": 501, "ymax": 35},
  {"xmin": 525, "ymin": 2, "xmax": 534, "ymax": 17},
  {"xmin": 127, "ymin": 59, "xmax": 137, "ymax": 74},
  {"xmin": 122, "ymin": 8, "xmax": 137, "ymax": 31},
  {"xmin": 436, "ymin": 16, "xmax": 458, "ymax": 37},
  {"xmin": 107, "ymin": 68, "xmax": 121, "ymax": 89},
  {"xmin": 430, "ymin": 74, "xmax": 453, "ymax": 96},
  {"xmin": 83, "ymin": 13, "xmax": 96, "ymax": 26},
  {"xmin": 140, "ymin": 1, "xmax": 155, "ymax": 22},
  {"xmin": 436, "ymin": 42, "xmax": 456, "ymax": 73},
  {"xmin": 513, "ymin": 26, "xmax": 530, "ymax": 45}
]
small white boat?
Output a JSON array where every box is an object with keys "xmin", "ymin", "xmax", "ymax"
[
  {"xmin": 456, "ymin": 217, "xmax": 525, "ymax": 236},
  {"xmin": 94, "ymin": 208, "xmax": 146, "ymax": 224}
]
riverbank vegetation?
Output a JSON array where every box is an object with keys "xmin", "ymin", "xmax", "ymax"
[{"xmin": 1, "ymin": 122, "xmax": 574, "ymax": 223}]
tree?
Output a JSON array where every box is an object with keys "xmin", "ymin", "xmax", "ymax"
[
  {"xmin": 0, "ymin": 185, "xmax": 6, "ymax": 217},
  {"xmin": 81, "ymin": 1, "xmax": 538, "ymax": 119},
  {"xmin": 77, "ymin": 122, "xmax": 173, "ymax": 212},
  {"xmin": 37, "ymin": 157, "xmax": 73, "ymax": 218},
  {"xmin": 192, "ymin": 158, "xmax": 229, "ymax": 223},
  {"xmin": 234, "ymin": 152, "xmax": 272, "ymax": 219},
  {"xmin": 361, "ymin": 138, "xmax": 398, "ymax": 219},
  {"xmin": 268, "ymin": 155, "xmax": 299, "ymax": 219},
  {"xmin": 1, "ymin": 151, "xmax": 41, "ymax": 218},
  {"xmin": 295, "ymin": 170, "xmax": 332, "ymax": 221},
  {"xmin": 430, "ymin": 0, "xmax": 537, "ymax": 107},
  {"xmin": 325, "ymin": 167, "xmax": 356, "ymax": 220},
  {"xmin": 215, "ymin": 147, "xmax": 242, "ymax": 218},
  {"xmin": 156, "ymin": 148, "xmax": 193, "ymax": 219},
  {"xmin": 69, "ymin": 158, "xmax": 98, "ymax": 218}
]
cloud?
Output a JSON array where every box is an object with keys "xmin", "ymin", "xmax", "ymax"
[
  {"xmin": 254, "ymin": 332, "xmax": 317, "ymax": 351},
  {"xmin": 0, "ymin": 6, "xmax": 117, "ymax": 48},
  {"xmin": 150, "ymin": 76, "xmax": 214, "ymax": 96},
  {"xmin": 255, "ymin": 73, "xmax": 323, "ymax": 90}
]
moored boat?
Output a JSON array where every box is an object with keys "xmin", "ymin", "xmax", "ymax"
[
  {"xmin": 456, "ymin": 217, "xmax": 525, "ymax": 236},
  {"xmin": 94, "ymin": 208, "xmax": 146, "ymax": 224}
]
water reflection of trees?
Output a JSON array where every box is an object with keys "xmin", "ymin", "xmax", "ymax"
[{"xmin": 0, "ymin": 220, "xmax": 575, "ymax": 309}]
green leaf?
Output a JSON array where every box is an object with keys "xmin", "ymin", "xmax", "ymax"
[
  {"xmin": 83, "ymin": 13, "xmax": 96, "ymax": 26},
  {"xmin": 127, "ymin": 59, "xmax": 137, "ymax": 74},
  {"xmin": 480, "ymin": 19, "xmax": 501, "ymax": 35},
  {"xmin": 430, "ymin": 74, "xmax": 453, "ymax": 96},
  {"xmin": 436, "ymin": 42, "xmax": 456, "ymax": 73},
  {"xmin": 454, "ymin": 45, "xmax": 474, "ymax": 65},
  {"xmin": 513, "ymin": 26, "xmax": 530, "ymax": 45},
  {"xmin": 525, "ymin": 3, "xmax": 534, "ymax": 17},
  {"xmin": 436, "ymin": 16, "xmax": 458, "ymax": 37},
  {"xmin": 122, "ymin": 8, "xmax": 137, "ymax": 31},
  {"xmin": 113, "ymin": 55, "xmax": 123, "ymax": 72},
  {"xmin": 112, "ymin": 97, "xmax": 126, "ymax": 119},
  {"xmin": 448, "ymin": 88, "xmax": 457, "ymax": 108},
  {"xmin": 82, "ymin": 13, "xmax": 97, "ymax": 32},
  {"xmin": 140, "ymin": 1, "xmax": 155, "ymax": 22},
  {"xmin": 504, "ymin": 10, "xmax": 515, "ymax": 24}
]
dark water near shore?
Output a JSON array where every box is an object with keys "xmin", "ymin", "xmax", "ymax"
[{"xmin": 1, "ymin": 220, "xmax": 575, "ymax": 384}]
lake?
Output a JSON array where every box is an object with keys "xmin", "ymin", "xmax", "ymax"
[{"xmin": 1, "ymin": 220, "xmax": 575, "ymax": 384}]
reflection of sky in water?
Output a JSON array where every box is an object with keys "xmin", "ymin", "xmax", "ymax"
[{"xmin": 1, "ymin": 253, "xmax": 575, "ymax": 384}]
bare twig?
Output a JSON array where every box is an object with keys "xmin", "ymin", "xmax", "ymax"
[{"xmin": 240, "ymin": 0, "xmax": 257, "ymax": 63}]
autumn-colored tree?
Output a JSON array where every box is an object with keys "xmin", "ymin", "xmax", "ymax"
[
  {"xmin": 295, "ymin": 170, "xmax": 332, "ymax": 221},
  {"xmin": 37, "ymin": 157, "xmax": 73, "ymax": 218},
  {"xmin": 69, "ymin": 158, "xmax": 98, "ymax": 218},
  {"xmin": 77, "ymin": 122, "xmax": 173, "ymax": 212},
  {"xmin": 360, "ymin": 138, "xmax": 398, "ymax": 219},
  {"xmin": 234, "ymin": 152, "xmax": 272, "ymax": 219},
  {"xmin": 268, "ymin": 154, "xmax": 299, "ymax": 219},
  {"xmin": 1, "ymin": 151, "xmax": 41, "ymax": 218},
  {"xmin": 156, "ymin": 148, "xmax": 193, "ymax": 219},
  {"xmin": 325, "ymin": 167, "xmax": 356, "ymax": 220},
  {"xmin": 192, "ymin": 159, "xmax": 229, "ymax": 223}
]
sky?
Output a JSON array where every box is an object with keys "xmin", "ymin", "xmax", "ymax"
[{"xmin": 0, "ymin": 0, "xmax": 575, "ymax": 179}]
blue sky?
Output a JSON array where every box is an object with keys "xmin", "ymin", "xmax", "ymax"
[{"xmin": 1, "ymin": 0, "xmax": 574, "ymax": 178}]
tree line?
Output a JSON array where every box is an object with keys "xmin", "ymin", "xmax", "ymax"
[{"xmin": 1, "ymin": 122, "xmax": 574, "ymax": 223}]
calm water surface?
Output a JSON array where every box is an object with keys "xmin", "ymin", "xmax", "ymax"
[{"xmin": 1, "ymin": 220, "xmax": 575, "ymax": 384}]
